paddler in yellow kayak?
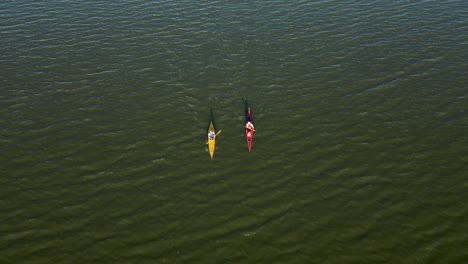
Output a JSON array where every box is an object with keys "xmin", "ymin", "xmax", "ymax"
[{"xmin": 206, "ymin": 121, "xmax": 221, "ymax": 160}]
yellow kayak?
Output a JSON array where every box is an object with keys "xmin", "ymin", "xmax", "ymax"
[{"xmin": 207, "ymin": 120, "xmax": 216, "ymax": 160}]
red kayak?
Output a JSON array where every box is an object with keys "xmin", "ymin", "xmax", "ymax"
[{"xmin": 245, "ymin": 106, "xmax": 255, "ymax": 152}]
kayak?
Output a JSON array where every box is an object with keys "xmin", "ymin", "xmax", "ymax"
[
  {"xmin": 207, "ymin": 108, "xmax": 222, "ymax": 160},
  {"xmin": 207, "ymin": 120, "xmax": 216, "ymax": 160},
  {"xmin": 245, "ymin": 106, "xmax": 254, "ymax": 152}
]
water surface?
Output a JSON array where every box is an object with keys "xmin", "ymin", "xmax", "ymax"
[{"xmin": 1, "ymin": 1, "xmax": 467, "ymax": 263}]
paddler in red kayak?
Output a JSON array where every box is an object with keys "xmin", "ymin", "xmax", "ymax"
[{"xmin": 245, "ymin": 121, "xmax": 255, "ymax": 137}]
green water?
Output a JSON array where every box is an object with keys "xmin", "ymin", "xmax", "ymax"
[{"xmin": 1, "ymin": 1, "xmax": 467, "ymax": 263}]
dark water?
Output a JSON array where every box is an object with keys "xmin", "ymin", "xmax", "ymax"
[{"xmin": 1, "ymin": 1, "xmax": 467, "ymax": 263}]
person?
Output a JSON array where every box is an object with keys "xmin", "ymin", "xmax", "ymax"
[
  {"xmin": 245, "ymin": 121, "xmax": 255, "ymax": 131},
  {"xmin": 208, "ymin": 131, "xmax": 215, "ymax": 141}
]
